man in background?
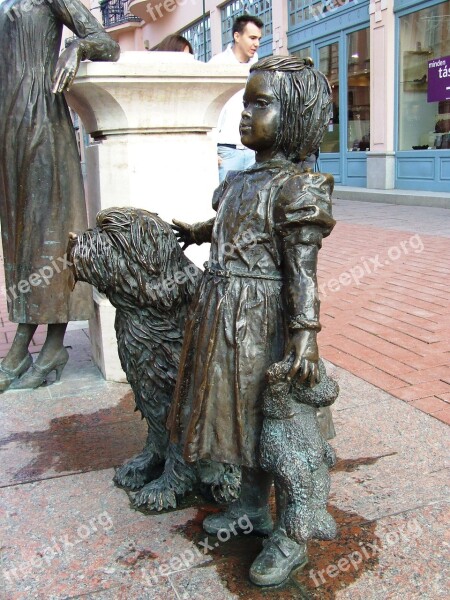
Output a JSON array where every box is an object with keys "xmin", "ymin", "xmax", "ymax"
[{"xmin": 209, "ymin": 14, "xmax": 263, "ymax": 181}]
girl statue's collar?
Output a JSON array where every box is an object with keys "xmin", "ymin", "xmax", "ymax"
[{"xmin": 246, "ymin": 158, "xmax": 296, "ymax": 173}]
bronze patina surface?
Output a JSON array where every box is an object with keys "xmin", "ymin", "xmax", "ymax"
[
  {"xmin": 168, "ymin": 57, "xmax": 339, "ymax": 586},
  {"xmin": 0, "ymin": 0, "xmax": 119, "ymax": 389}
]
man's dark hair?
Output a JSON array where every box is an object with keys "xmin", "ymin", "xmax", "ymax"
[{"xmin": 232, "ymin": 14, "xmax": 264, "ymax": 36}]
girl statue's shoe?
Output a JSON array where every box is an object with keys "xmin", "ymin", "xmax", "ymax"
[
  {"xmin": 9, "ymin": 348, "xmax": 69, "ymax": 390},
  {"xmin": 249, "ymin": 530, "xmax": 308, "ymax": 586},
  {"xmin": 0, "ymin": 352, "xmax": 33, "ymax": 392}
]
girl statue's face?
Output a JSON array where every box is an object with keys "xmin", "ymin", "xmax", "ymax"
[{"xmin": 240, "ymin": 72, "xmax": 281, "ymax": 158}]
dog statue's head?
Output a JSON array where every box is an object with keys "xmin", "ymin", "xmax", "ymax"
[{"xmin": 68, "ymin": 207, "xmax": 201, "ymax": 312}]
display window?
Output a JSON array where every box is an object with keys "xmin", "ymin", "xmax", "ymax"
[
  {"xmin": 347, "ymin": 28, "xmax": 370, "ymax": 151},
  {"xmin": 398, "ymin": 1, "xmax": 450, "ymax": 151}
]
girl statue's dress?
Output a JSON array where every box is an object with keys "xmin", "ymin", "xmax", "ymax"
[
  {"xmin": 0, "ymin": 0, "xmax": 115, "ymax": 324},
  {"xmin": 168, "ymin": 159, "xmax": 335, "ymax": 468}
]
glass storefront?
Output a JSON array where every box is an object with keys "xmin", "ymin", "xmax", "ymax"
[
  {"xmin": 398, "ymin": 1, "xmax": 450, "ymax": 151},
  {"xmin": 347, "ymin": 28, "xmax": 370, "ymax": 152},
  {"xmin": 315, "ymin": 29, "xmax": 370, "ymax": 155},
  {"xmin": 318, "ymin": 42, "xmax": 340, "ymax": 152},
  {"xmin": 292, "ymin": 46, "xmax": 312, "ymax": 61}
]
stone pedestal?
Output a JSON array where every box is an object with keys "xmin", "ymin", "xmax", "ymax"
[{"xmin": 66, "ymin": 51, "xmax": 249, "ymax": 381}]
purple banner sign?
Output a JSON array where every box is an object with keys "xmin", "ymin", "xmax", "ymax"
[{"xmin": 428, "ymin": 55, "xmax": 450, "ymax": 103}]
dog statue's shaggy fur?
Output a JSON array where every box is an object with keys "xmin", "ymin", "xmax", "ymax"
[
  {"xmin": 68, "ymin": 207, "xmax": 240, "ymax": 510},
  {"xmin": 260, "ymin": 358, "xmax": 338, "ymax": 545}
]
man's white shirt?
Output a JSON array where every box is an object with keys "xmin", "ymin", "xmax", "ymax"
[{"xmin": 209, "ymin": 45, "xmax": 258, "ymax": 147}]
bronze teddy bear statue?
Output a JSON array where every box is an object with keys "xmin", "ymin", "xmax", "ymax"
[{"xmin": 258, "ymin": 357, "xmax": 338, "ymax": 582}]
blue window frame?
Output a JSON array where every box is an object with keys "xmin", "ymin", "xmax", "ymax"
[
  {"xmin": 394, "ymin": 0, "xmax": 450, "ymax": 191},
  {"xmin": 288, "ymin": 1, "xmax": 370, "ymax": 186},
  {"xmin": 181, "ymin": 15, "xmax": 212, "ymax": 62},
  {"xmin": 288, "ymin": 0, "xmax": 358, "ymax": 28}
]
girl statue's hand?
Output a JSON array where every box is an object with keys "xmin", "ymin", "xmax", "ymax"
[
  {"xmin": 172, "ymin": 219, "xmax": 195, "ymax": 250},
  {"xmin": 284, "ymin": 329, "xmax": 320, "ymax": 386},
  {"xmin": 52, "ymin": 44, "xmax": 82, "ymax": 94}
]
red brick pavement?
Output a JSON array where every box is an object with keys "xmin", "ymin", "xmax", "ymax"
[
  {"xmin": 319, "ymin": 222, "xmax": 450, "ymax": 426},
  {"xmin": 0, "ymin": 216, "xmax": 448, "ymax": 426}
]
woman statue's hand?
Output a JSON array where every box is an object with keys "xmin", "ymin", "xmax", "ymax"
[
  {"xmin": 52, "ymin": 44, "xmax": 83, "ymax": 94},
  {"xmin": 283, "ymin": 329, "xmax": 320, "ymax": 386},
  {"xmin": 172, "ymin": 219, "xmax": 195, "ymax": 250}
]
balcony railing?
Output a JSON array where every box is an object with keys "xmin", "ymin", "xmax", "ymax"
[{"xmin": 100, "ymin": 0, "xmax": 142, "ymax": 28}]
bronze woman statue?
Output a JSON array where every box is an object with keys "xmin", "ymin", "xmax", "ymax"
[{"xmin": 0, "ymin": 0, "xmax": 119, "ymax": 390}]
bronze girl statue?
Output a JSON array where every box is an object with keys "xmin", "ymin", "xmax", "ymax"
[{"xmin": 169, "ymin": 56, "xmax": 336, "ymax": 585}]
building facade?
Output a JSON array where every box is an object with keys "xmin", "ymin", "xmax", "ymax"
[{"xmin": 90, "ymin": 0, "xmax": 450, "ymax": 193}]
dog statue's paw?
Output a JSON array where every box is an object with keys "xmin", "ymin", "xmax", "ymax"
[
  {"xmin": 114, "ymin": 450, "xmax": 164, "ymax": 490},
  {"xmin": 197, "ymin": 460, "xmax": 242, "ymax": 504},
  {"xmin": 210, "ymin": 465, "xmax": 242, "ymax": 504},
  {"xmin": 133, "ymin": 442, "xmax": 198, "ymax": 511},
  {"xmin": 132, "ymin": 477, "xmax": 179, "ymax": 511}
]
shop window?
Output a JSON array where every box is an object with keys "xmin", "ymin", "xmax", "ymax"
[
  {"xmin": 399, "ymin": 2, "xmax": 450, "ymax": 151},
  {"xmin": 288, "ymin": 0, "xmax": 356, "ymax": 28},
  {"xmin": 318, "ymin": 42, "xmax": 340, "ymax": 152},
  {"xmin": 292, "ymin": 46, "xmax": 313, "ymax": 61},
  {"xmin": 181, "ymin": 15, "xmax": 212, "ymax": 62},
  {"xmin": 347, "ymin": 28, "xmax": 370, "ymax": 151}
]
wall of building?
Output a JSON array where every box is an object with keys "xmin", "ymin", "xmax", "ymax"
[{"xmin": 73, "ymin": 0, "xmax": 450, "ymax": 195}]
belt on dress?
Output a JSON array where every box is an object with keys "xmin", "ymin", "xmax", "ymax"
[{"xmin": 204, "ymin": 264, "xmax": 282, "ymax": 281}]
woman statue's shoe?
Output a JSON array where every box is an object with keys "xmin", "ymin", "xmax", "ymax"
[
  {"xmin": 9, "ymin": 348, "xmax": 69, "ymax": 390},
  {"xmin": 0, "ymin": 352, "xmax": 33, "ymax": 392}
]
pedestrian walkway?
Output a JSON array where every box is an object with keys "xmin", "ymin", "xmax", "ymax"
[
  {"xmin": 318, "ymin": 199, "xmax": 450, "ymax": 426},
  {"xmin": 0, "ymin": 199, "xmax": 448, "ymax": 599},
  {"xmin": 0, "ymin": 199, "xmax": 449, "ymax": 427}
]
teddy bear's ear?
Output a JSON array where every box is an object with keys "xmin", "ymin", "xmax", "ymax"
[{"xmin": 266, "ymin": 357, "xmax": 293, "ymax": 383}]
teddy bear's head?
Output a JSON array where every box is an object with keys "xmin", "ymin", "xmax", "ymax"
[{"xmin": 262, "ymin": 358, "xmax": 339, "ymax": 419}]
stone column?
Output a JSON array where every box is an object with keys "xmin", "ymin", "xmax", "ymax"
[
  {"xmin": 366, "ymin": 0, "xmax": 396, "ymax": 189},
  {"xmin": 67, "ymin": 51, "xmax": 248, "ymax": 380}
]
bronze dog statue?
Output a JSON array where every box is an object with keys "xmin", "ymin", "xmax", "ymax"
[{"xmin": 68, "ymin": 207, "xmax": 240, "ymax": 510}]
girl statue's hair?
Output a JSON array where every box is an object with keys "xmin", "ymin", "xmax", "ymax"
[{"xmin": 250, "ymin": 56, "xmax": 333, "ymax": 162}]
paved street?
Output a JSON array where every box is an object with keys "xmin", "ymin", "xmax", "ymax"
[
  {"xmin": 0, "ymin": 198, "xmax": 449, "ymax": 599},
  {"xmin": 320, "ymin": 199, "xmax": 450, "ymax": 426}
]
